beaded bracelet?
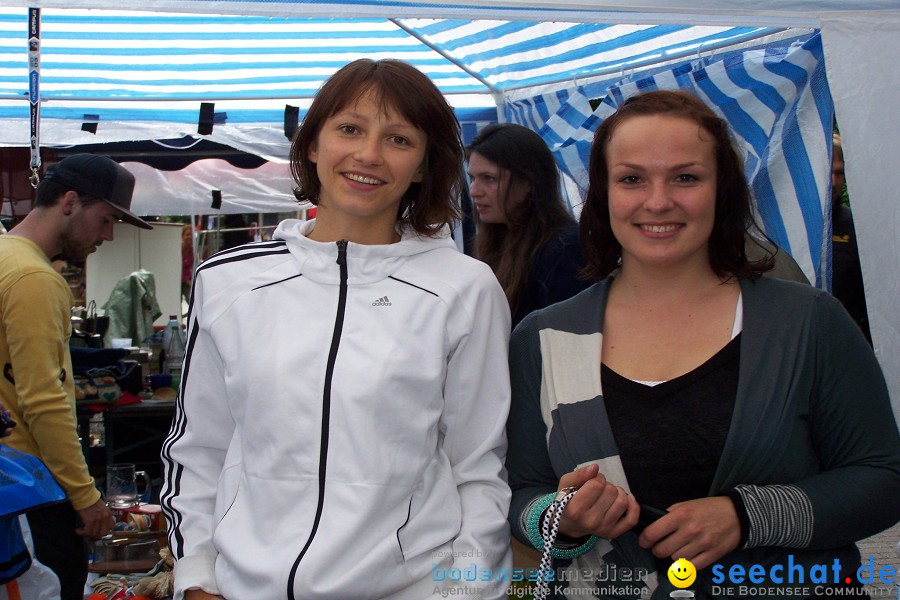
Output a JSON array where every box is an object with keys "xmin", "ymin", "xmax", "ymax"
[
  {"xmin": 525, "ymin": 493, "xmax": 599, "ymax": 559},
  {"xmin": 525, "ymin": 493, "xmax": 555, "ymax": 550}
]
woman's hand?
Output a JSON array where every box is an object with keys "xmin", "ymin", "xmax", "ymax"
[
  {"xmin": 185, "ymin": 590, "xmax": 223, "ymax": 600},
  {"xmin": 638, "ymin": 496, "xmax": 741, "ymax": 570},
  {"xmin": 556, "ymin": 464, "xmax": 640, "ymax": 540}
]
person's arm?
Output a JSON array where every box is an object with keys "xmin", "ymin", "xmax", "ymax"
[
  {"xmin": 76, "ymin": 498, "xmax": 116, "ymax": 540},
  {"xmin": 160, "ymin": 271, "xmax": 233, "ymax": 599},
  {"xmin": 507, "ymin": 314, "xmax": 560, "ymax": 547},
  {"xmin": 438, "ymin": 262, "xmax": 513, "ymax": 599},
  {"xmin": 4, "ymin": 272, "xmax": 102, "ymax": 510},
  {"xmin": 731, "ymin": 292, "xmax": 900, "ymax": 550},
  {"xmin": 641, "ymin": 291, "xmax": 900, "ymax": 565},
  {"xmin": 506, "ymin": 316, "xmax": 636, "ymax": 559}
]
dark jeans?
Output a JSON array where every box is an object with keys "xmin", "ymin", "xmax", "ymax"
[{"xmin": 26, "ymin": 501, "xmax": 88, "ymax": 600}]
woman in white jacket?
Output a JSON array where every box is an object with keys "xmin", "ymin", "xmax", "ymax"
[{"xmin": 161, "ymin": 59, "xmax": 513, "ymax": 600}]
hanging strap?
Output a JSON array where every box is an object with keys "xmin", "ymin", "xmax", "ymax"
[
  {"xmin": 27, "ymin": 7, "xmax": 41, "ymax": 188},
  {"xmin": 5, "ymin": 579, "xmax": 23, "ymax": 600},
  {"xmin": 533, "ymin": 486, "xmax": 578, "ymax": 600}
]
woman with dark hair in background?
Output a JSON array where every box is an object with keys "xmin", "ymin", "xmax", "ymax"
[
  {"xmin": 467, "ymin": 123, "xmax": 589, "ymax": 328},
  {"xmin": 506, "ymin": 89, "xmax": 900, "ymax": 599}
]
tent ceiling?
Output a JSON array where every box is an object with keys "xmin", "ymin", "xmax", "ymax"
[
  {"xmin": 0, "ymin": 2, "xmax": 898, "ymax": 419},
  {"xmin": 3, "ymin": 1, "xmax": 897, "ymax": 23},
  {"xmin": 0, "ymin": 6, "xmax": 790, "ymax": 138}
]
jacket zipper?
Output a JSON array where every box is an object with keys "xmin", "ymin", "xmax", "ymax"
[{"xmin": 287, "ymin": 239, "xmax": 348, "ymax": 599}]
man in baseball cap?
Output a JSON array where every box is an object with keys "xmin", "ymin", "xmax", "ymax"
[
  {"xmin": 0, "ymin": 154, "xmax": 150, "ymax": 599},
  {"xmin": 10, "ymin": 153, "xmax": 151, "ymax": 263},
  {"xmin": 43, "ymin": 153, "xmax": 152, "ymax": 231}
]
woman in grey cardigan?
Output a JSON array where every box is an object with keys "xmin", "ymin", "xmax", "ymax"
[{"xmin": 507, "ymin": 90, "xmax": 900, "ymax": 599}]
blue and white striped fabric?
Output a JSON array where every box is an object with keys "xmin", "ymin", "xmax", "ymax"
[
  {"xmin": 0, "ymin": 6, "xmax": 831, "ymax": 286},
  {"xmin": 0, "ymin": 7, "xmax": 778, "ymax": 128},
  {"xmin": 507, "ymin": 34, "xmax": 833, "ymax": 288}
]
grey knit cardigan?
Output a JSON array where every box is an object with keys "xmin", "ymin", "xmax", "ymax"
[{"xmin": 507, "ymin": 275, "xmax": 900, "ymax": 599}]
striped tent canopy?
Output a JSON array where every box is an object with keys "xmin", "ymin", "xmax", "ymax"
[
  {"xmin": 0, "ymin": 7, "xmax": 787, "ymax": 142},
  {"xmin": 0, "ymin": 1, "xmax": 897, "ymax": 414}
]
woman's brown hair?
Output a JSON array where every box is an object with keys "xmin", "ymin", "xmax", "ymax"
[
  {"xmin": 466, "ymin": 123, "xmax": 575, "ymax": 312},
  {"xmin": 580, "ymin": 89, "xmax": 773, "ymax": 280},
  {"xmin": 290, "ymin": 59, "xmax": 463, "ymax": 236}
]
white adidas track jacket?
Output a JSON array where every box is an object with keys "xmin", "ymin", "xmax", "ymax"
[{"xmin": 161, "ymin": 219, "xmax": 512, "ymax": 599}]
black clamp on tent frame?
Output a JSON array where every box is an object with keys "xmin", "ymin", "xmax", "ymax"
[
  {"xmin": 198, "ymin": 102, "xmax": 215, "ymax": 135},
  {"xmin": 198, "ymin": 103, "xmax": 227, "ymax": 135},
  {"xmin": 284, "ymin": 105, "xmax": 299, "ymax": 140},
  {"xmin": 81, "ymin": 113, "xmax": 99, "ymax": 134},
  {"xmin": 210, "ymin": 189, "xmax": 222, "ymax": 210}
]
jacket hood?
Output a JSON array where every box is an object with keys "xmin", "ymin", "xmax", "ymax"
[{"xmin": 272, "ymin": 218, "xmax": 458, "ymax": 285}]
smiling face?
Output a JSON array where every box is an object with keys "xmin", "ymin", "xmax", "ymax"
[
  {"xmin": 466, "ymin": 151, "xmax": 529, "ymax": 225},
  {"xmin": 606, "ymin": 114, "xmax": 717, "ymax": 274},
  {"xmin": 307, "ymin": 89, "xmax": 427, "ymax": 243},
  {"xmin": 668, "ymin": 558, "xmax": 697, "ymax": 588},
  {"xmin": 59, "ymin": 195, "xmax": 119, "ymax": 261}
]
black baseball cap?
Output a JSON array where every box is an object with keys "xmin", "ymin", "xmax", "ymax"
[{"xmin": 44, "ymin": 154, "xmax": 152, "ymax": 230}]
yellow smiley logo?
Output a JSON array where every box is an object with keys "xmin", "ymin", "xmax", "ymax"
[{"xmin": 667, "ymin": 558, "xmax": 697, "ymax": 588}]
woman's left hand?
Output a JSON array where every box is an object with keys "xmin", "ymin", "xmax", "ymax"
[{"xmin": 637, "ymin": 496, "xmax": 740, "ymax": 570}]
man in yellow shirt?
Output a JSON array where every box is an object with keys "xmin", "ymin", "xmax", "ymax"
[{"xmin": 0, "ymin": 153, "xmax": 152, "ymax": 600}]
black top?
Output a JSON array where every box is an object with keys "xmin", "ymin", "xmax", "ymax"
[
  {"xmin": 602, "ymin": 334, "xmax": 741, "ymax": 512},
  {"xmin": 511, "ymin": 223, "xmax": 590, "ymax": 328}
]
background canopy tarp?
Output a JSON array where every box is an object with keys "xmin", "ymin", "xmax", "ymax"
[{"xmin": 0, "ymin": 1, "xmax": 897, "ymax": 422}]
